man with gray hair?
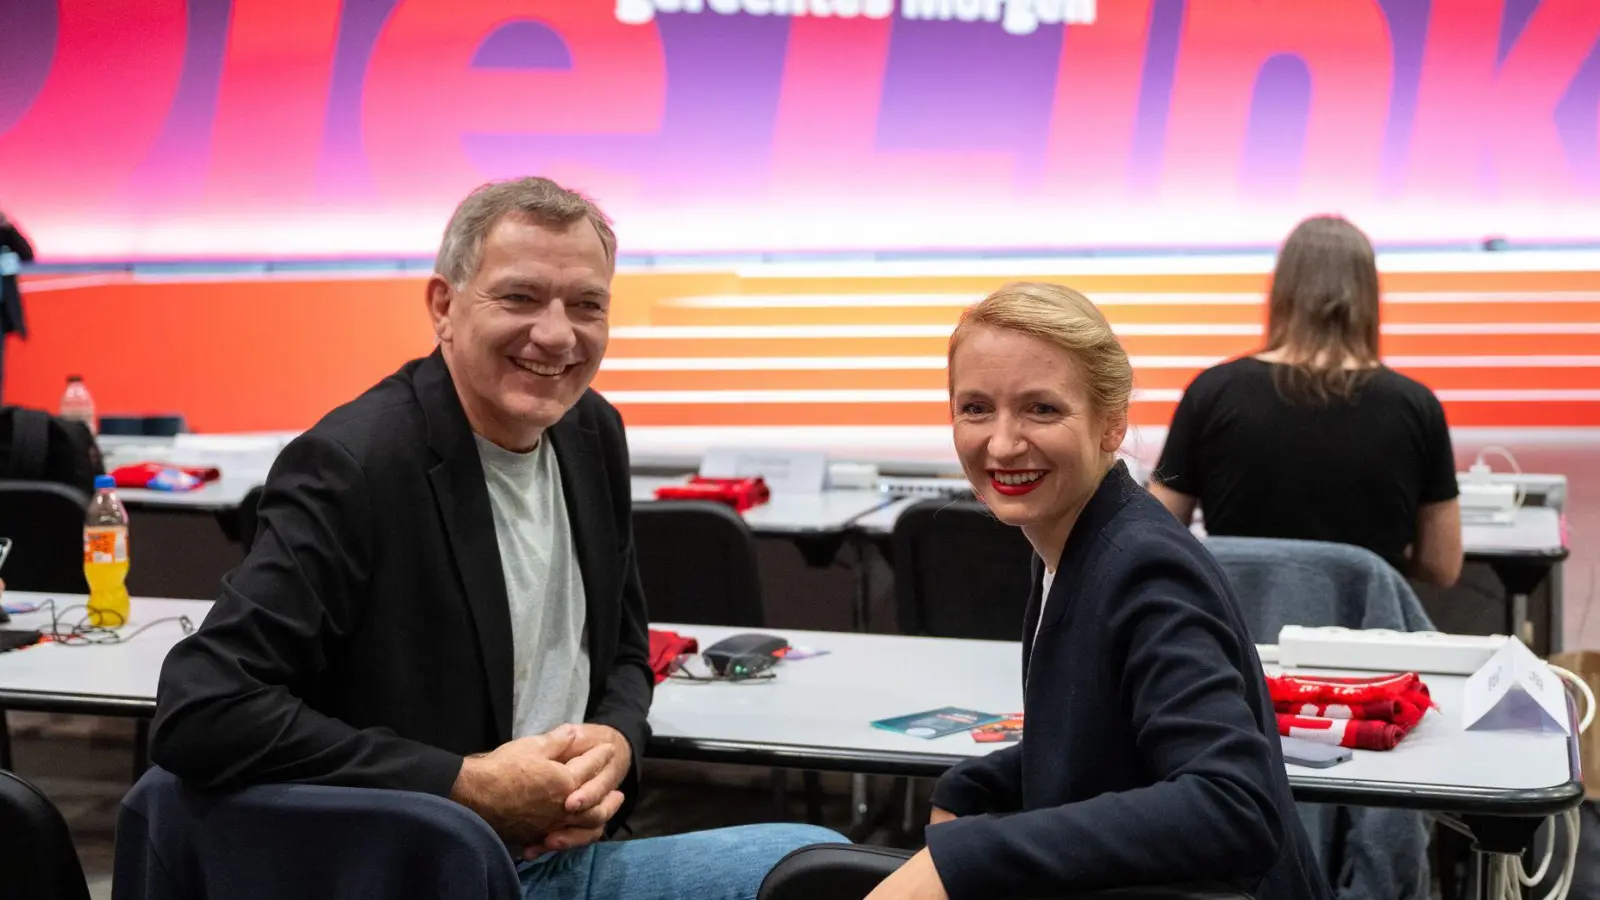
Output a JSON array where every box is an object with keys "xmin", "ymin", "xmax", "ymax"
[{"xmin": 149, "ymin": 177, "xmax": 841, "ymax": 897}]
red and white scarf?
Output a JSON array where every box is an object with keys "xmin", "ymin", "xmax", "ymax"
[{"xmin": 1267, "ymin": 672, "xmax": 1434, "ymax": 751}]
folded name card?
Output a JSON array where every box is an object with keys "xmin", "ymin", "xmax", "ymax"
[
  {"xmin": 1461, "ymin": 637, "xmax": 1571, "ymax": 734},
  {"xmin": 700, "ymin": 446, "xmax": 827, "ymax": 495}
]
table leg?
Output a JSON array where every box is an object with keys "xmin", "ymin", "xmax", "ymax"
[
  {"xmin": 851, "ymin": 774, "xmax": 869, "ymax": 827},
  {"xmin": 1462, "ymin": 814, "xmax": 1544, "ymax": 900},
  {"xmin": 1470, "ymin": 850, "xmax": 1497, "ymax": 900},
  {"xmin": 134, "ymin": 717, "xmax": 150, "ymax": 781},
  {"xmin": 852, "ymin": 534, "xmax": 873, "ymax": 633},
  {"xmin": 1491, "ymin": 560, "xmax": 1555, "ymax": 650}
]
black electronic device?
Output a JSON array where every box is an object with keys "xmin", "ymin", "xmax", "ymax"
[{"xmin": 701, "ymin": 633, "xmax": 789, "ymax": 678}]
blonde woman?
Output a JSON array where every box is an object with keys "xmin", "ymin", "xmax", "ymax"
[{"xmin": 867, "ymin": 284, "xmax": 1328, "ymax": 900}]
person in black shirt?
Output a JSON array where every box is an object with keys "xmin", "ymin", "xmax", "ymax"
[
  {"xmin": 0, "ymin": 209, "xmax": 35, "ymax": 403},
  {"xmin": 1149, "ymin": 216, "xmax": 1462, "ymax": 587}
]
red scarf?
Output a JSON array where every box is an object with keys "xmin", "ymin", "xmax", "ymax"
[
  {"xmin": 1267, "ymin": 672, "xmax": 1434, "ymax": 751},
  {"xmin": 648, "ymin": 630, "xmax": 699, "ymax": 684}
]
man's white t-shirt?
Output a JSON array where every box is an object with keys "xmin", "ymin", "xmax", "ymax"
[{"xmin": 474, "ymin": 434, "xmax": 591, "ymax": 738}]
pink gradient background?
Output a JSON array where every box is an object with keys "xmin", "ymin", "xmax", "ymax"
[{"xmin": 2, "ymin": 0, "xmax": 1600, "ymax": 260}]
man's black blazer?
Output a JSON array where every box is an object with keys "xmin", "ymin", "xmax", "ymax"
[{"xmin": 149, "ymin": 349, "xmax": 654, "ymax": 825}]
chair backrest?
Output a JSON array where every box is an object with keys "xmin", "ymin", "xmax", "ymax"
[
  {"xmin": 0, "ymin": 406, "xmax": 103, "ymax": 496},
  {"xmin": 1203, "ymin": 536, "xmax": 1433, "ymax": 643},
  {"xmin": 237, "ymin": 485, "xmax": 265, "ymax": 550},
  {"xmin": 0, "ymin": 769, "xmax": 92, "ymax": 900},
  {"xmin": 113, "ymin": 767, "xmax": 520, "ymax": 900},
  {"xmin": 0, "ymin": 481, "xmax": 90, "ymax": 593},
  {"xmin": 758, "ymin": 843, "xmax": 1255, "ymax": 900},
  {"xmin": 632, "ymin": 500, "xmax": 765, "ymax": 627},
  {"xmin": 890, "ymin": 499, "xmax": 1036, "ymax": 639}
]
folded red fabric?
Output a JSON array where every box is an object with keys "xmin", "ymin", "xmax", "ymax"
[
  {"xmin": 110, "ymin": 461, "xmax": 221, "ymax": 490},
  {"xmin": 1267, "ymin": 672, "xmax": 1435, "ymax": 751},
  {"xmin": 1277, "ymin": 713, "xmax": 1408, "ymax": 751},
  {"xmin": 648, "ymin": 629, "xmax": 699, "ymax": 685}
]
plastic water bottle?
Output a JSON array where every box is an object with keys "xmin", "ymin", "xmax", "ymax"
[
  {"xmin": 83, "ymin": 475, "xmax": 130, "ymax": 627},
  {"xmin": 60, "ymin": 375, "xmax": 97, "ymax": 436}
]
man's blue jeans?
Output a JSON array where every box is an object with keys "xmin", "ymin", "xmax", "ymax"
[{"xmin": 519, "ymin": 823, "xmax": 844, "ymax": 900}]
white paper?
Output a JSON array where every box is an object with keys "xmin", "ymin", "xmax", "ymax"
[
  {"xmin": 699, "ymin": 446, "xmax": 827, "ymax": 495},
  {"xmin": 1462, "ymin": 638, "xmax": 1571, "ymax": 734}
]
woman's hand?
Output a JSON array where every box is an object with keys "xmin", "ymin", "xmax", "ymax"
[
  {"xmin": 928, "ymin": 806, "xmax": 956, "ymax": 826},
  {"xmin": 864, "ymin": 849, "xmax": 949, "ymax": 900}
]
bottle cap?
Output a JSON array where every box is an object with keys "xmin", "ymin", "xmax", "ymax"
[
  {"xmin": 67, "ymin": 375, "xmax": 83, "ymax": 383},
  {"xmin": 94, "ymin": 475, "xmax": 115, "ymax": 490}
]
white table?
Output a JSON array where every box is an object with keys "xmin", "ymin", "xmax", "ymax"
[
  {"xmin": 99, "ymin": 434, "xmax": 286, "ymax": 513},
  {"xmin": 648, "ymin": 624, "xmax": 1582, "ymax": 814},
  {"xmin": 0, "ymin": 594, "xmax": 1584, "ymax": 888},
  {"xmin": 0, "ymin": 595, "xmax": 205, "ymax": 716},
  {"xmin": 3, "ymin": 596, "xmax": 1579, "ymax": 817}
]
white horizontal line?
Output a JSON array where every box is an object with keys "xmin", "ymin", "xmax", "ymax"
[
  {"xmin": 613, "ymin": 323, "xmax": 1600, "ymax": 339},
  {"xmin": 731, "ymin": 250, "xmax": 1600, "ymax": 279},
  {"xmin": 664, "ymin": 294, "xmax": 979, "ymax": 309},
  {"xmin": 604, "ymin": 389, "xmax": 1184, "ymax": 404},
  {"xmin": 602, "ymin": 357, "xmax": 950, "ymax": 371},
  {"xmin": 602, "ymin": 389, "xmax": 950, "ymax": 404},
  {"xmin": 602, "ymin": 388, "xmax": 1600, "ymax": 404},
  {"xmin": 20, "ymin": 274, "xmax": 132, "ymax": 292},
  {"xmin": 611, "ymin": 324, "xmax": 1264, "ymax": 338},
  {"xmin": 662, "ymin": 291, "xmax": 1600, "ymax": 310},
  {"xmin": 600, "ymin": 354, "xmax": 1600, "ymax": 372},
  {"xmin": 1383, "ymin": 355, "xmax": 1600, "ymax": 367},
  {"xmin": 1383, "ymin": 323, "xmax": 1600, "ymax": 335}
]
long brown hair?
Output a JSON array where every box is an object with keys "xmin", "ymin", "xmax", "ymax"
[{"xmin": 1262, "ymin": 216, "xmax": 1381, "ymax": 403}]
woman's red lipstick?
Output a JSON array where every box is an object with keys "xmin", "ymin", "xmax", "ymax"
[{"xmin": 990, "ymin": 470, "xmax": 1046, "ymax": 496}]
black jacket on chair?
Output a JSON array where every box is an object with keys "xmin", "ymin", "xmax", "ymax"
[
  {"xmin": 0, "ymin": 223, "xmax": 33, "ymax": 338},
  {"xmin": 926, "ymin": 462, "xmax": 1329, "ymax": 900},
  {"xmin": 148, "ymin": 350, "xmax": 654, "ymax": 828}
]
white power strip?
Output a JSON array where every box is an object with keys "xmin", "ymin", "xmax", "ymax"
[
  {"xmin": 1276, "ymin": 625, "xmax": 1509, "ymax": 675},
  {"xmin": 1459, "ymin": 480, "xmax": 1518, "ymax": 525},
  {"xmin": 877, "ymin": 476, "xmax": 972, "ymax": 498}
]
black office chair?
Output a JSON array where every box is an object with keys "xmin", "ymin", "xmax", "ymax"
[
  {"xmin": 890, "ymin": 499, "xmax": 1036, "ymax": 639},
  {"xmin": 0, "ymin": 481, "xmax": 90, "ymax": 593},
  {"xmin": 758, "ymin": 844, "xmax": 1255, "ymax": 900},
  {"xmin": 236, "ymin": 485, "xmax": 265, "ymax": 549},
  {"xmin": 632, "ymin": 500, "xmax": 765, "ymax": 627},
  {"xmin": 114, "ymin": 767, "xmax": 521, "ymax": 900},
  {"xmin": 0, "ymin": 769, "xmax": 92, "ymax": 900}
]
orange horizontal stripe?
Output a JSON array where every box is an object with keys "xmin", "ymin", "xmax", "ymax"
[
  {"xmin": 594, "ymin": 369, "xmax": 944, "ymax": 391},
  {"xmin": 611, "ymin": 401, "xmax": 1184, "ymax": 428},
  {"xmin": 606, "ymin": 335, "xmax": 1269, "ymax": 358},
  {"xmin": 610, "ymin": 397, "xmax": 1600, "ymax": 428},
  {"xmin": 1441, "ymin": 401, "xmax": 1600, "ymax": 427},
  {"xmin": 649, "ymin": 299, "xmax": 1600, "ymax": 328},
  {"xmin": 1134, "ymin": 366, "xmax": 1600, "ymax": 392},
  {"xmin": 650, "ymin": 303, "xmax": 1262, "ymax": 328},
  {"xmin": 1382, "ymin": 333, "xmax": 1600, "ymax": 355},
  {"xmin": 596, "ymin": 365, "xmax": 1600, "ymax": 394}
]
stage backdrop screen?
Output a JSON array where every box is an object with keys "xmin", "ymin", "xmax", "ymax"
[{"xmin": 4, "ymin": 0, "xmax": 1600, "ymax": 260}]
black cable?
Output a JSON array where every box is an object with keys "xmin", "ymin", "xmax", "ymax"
[{"xmin": 10, "ymin": 597, "xmax": 195, "ymax": 646}]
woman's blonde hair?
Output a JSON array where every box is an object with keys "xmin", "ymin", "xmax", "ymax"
[{"xmin": 948, "ymin": 282, "xmax": 1133, "ymax": 423}]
